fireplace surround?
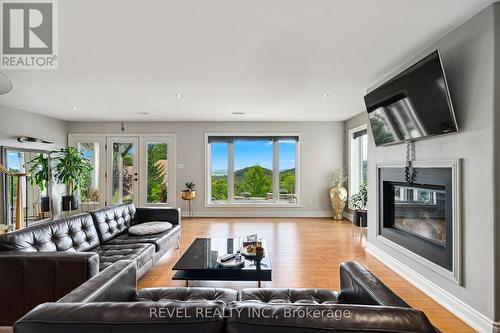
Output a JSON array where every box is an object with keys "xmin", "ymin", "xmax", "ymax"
[{"xmin": 376, "ymin": 160, "xmax": 461, "ymax": 284}]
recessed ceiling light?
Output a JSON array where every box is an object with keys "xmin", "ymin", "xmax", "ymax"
[
  {"xmin": 232, "ymin": 112, "xmax": 245, "ymax": 115},
  {"xmin": 176, "ymin": 94, "xmax": 183, "ymax": 98},
  {"xmin": 135, "ymin": 112, "xmax": 149, "ymax": 115},
  {"xmin": 323, "ymin": 94, "xmax": 329, "ymax": 98},
  {"xmin": 71, "ymin": 106, "xmax": 77, "ymax": 111}
]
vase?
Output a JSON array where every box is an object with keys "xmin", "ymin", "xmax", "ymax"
[
  {"xmin": 329, "ymin": 182, "xmax": 347, "ymax": 220},
  {"xmin": 62, "ymin": 195, "xmax": 78, "ymax": 211},
  {"xmin": 181, "ymin": 190, "xmax": 196, "ymax": 200},
  {"xmin": 353, "ymin": 210, "xmax": 368, "ymax": 227},
  {"xmin": 41, "ymin": 196, "xmax": 50, "ymax": 212}
]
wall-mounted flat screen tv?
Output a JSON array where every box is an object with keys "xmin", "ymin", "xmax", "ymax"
[{"xmin": 364, "ymin": 51, "xmax": 458, "ymax": 147}]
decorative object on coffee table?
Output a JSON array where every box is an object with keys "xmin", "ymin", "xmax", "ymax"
[
  {"xmin": 181, "ymin": 181, "xmax": 196, "ymax": 217},
  {"xmin": 350, "ymin": 182, "xmax": 368, "ymax": 241},
  {"xmin": 52, "ymin": 147, "xmax": 93, "ymax": 213},
  {"xmin": 216, "ymin": 253, "xmax": 245, "ymax": 267},
  {"xmin": 328, "ymin": 168, "xmax": 348, "ymax": 220}
]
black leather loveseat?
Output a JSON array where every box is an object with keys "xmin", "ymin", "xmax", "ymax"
[
  {"xmin": 14, "ymin": 261, "xmax": 438, "ymax": 333},
  {"xmin": 0, "ymin": 203, "xmax": 181, "ymax": 326}
]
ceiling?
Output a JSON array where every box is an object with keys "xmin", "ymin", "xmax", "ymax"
[{"xmin": 0, "ymin": 0, "xmax": 494, "ymax": 122}]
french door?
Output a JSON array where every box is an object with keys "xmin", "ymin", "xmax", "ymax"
[{"xmin": 69, "ymin": 134, "xmax": 176, "ymax": 209}]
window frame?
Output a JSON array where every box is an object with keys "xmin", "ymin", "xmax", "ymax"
[
  {"xmin": 347, "ymin": 124, "xmax": 368, "ymax": 209},
  {"xmin": 205, "ymin": 133, "xmax": 302, "ymax": 208}
]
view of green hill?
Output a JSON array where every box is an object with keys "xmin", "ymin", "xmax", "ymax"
[
  {"xmin": 211, "ymin": 165, "xmax": 296, "ymax": 201},
  {"xmin": 232, "ymin": 166, "xmax": 294, "ymax": 181}
]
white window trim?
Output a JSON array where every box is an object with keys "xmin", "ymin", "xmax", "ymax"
[
  {"xmin": 347, "ymin": 124, "xmax": 368, "ymax": 209},
  {"xmin": 205, "ymin": 132, "xmax": 302, "ymax": 208}
]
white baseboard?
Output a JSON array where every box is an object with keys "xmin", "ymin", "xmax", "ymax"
[
  {"xmin": 181, "ymin": 210, "xmax": 333, "ymax": 218},
  {"xmin": 366, "ymin": 242, "xmax": 495, "ymax": 333}
]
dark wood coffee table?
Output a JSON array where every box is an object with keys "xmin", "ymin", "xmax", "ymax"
[{"xmin": 172, "ymin": 238, "xmax": 272, "ymax": 287}]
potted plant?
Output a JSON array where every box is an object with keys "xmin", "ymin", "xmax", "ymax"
[
  {"xmin": 52, "ymin": 147, "xmax": 93, "ymax": 211},
  {"xmin": 26, "ymin": 153, "xmax": 51, "ymax": 213},
  {"xmin": 350, "ymin": 182, "xmax": 368, "ymax": 227},
  {"xmin": 328, "ymin": 168, "xmax": 348, "ymax": 220},
  {"xmin": 181, "ymin": 181, "xmax": 196, "ymax": 200}
]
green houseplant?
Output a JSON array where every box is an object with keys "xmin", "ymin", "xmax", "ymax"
[
  {"xmin": 350, "ymin": 182, "xmax": 368, "ymax": 227},
  {"xmin": 181, "ymin": 181, "xmax": 196, "ymax": 200},
  {"xmin": 52, "ymin": 147, "xmax": 93, "ymax": 211},
  {"xmin": 26, "ymin": 153, "xmax": 51, "ymax": 212}
]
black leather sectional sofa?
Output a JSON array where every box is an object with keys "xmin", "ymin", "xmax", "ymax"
[
  {"xmin": 14, "ymin": 260, "xmax": 438, "ymax": 333},
  {"xmin": 0, "ymin": 203, "xmax": 181, "ymax": 326}
]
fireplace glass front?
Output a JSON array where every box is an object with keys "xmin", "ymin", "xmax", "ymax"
[
  {"xmin": 379, "ymin": 166, "xmax": 453, "ymax": 271},
  {"xmin": 392, "ymin": 184, "xmax": 446, "ymax": 247}
]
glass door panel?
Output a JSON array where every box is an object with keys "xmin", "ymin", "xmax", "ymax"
[
  {"xmin": 146, "ymin": 142, "xmax": 168, "ymax": 204},
  {"xmin": 139, "ymin": 136, "xmax": 176, "ymax": 207},
  {"xmin": 69, "ymin": 135, "xmax": 107, "ymax": 210},
  {"xmin": 78, "ymin": 142, "xmax": 100, "ymax": 204},
  {"xmin": 107, "ymin": 137, "xmax": 138, "ymax": 205}
]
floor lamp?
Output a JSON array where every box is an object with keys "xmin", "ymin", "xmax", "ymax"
[{"xmin": 0, "ymin": 164, "xmax": 29, "ymax": 230}]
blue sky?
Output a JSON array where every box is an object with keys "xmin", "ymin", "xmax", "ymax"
[
  {"xmin": 211, "ymin": 140, "xmax": 296, "ymax": 173},
  {"xmin": 7, "ymin": 152, "xmax": 22, "ymax": 171}
]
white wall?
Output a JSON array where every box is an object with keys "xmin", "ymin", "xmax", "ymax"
[
  {"xmin": 365, "ymin": 4, "xmax": 497, "ymax": 330},
  {"xmin": 494, "ymin": 3, "xmax": 500, "ymax": 325},
  {"xmin": 67, "ymin": 121, "xmax": 343, "ymax": 217},
  {"xmin": 0, "ymin": 105, "xmax": 67, "ymax": 149}
]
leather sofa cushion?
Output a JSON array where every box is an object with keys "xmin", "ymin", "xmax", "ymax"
[
  {"xmin": 226, "ymin": 302, "xmax": 438, "ymax": 333},
  {"xmin": 95, "ymin": 243, "xmax": 154, "ymax": 271},
  {"xmin": 105, "ymin": 225, "xmax": 180, "ymax": 252},
  {"xmin": 15, "ymin": 302, "xmax": 227, "ymax": 333},
  {"xmin": 239, "ymin": 288, "xmax": 339, "ymax": 305},
  {"xmin": 133, "ymin": 287, "xmax": 238, "ymax": 305},
  {"xmin": 0, "ymin": 214, "xmax": 99, "ymax": 252},
  {"xmin": 91, "ymin": 203, "xmax": 136, "ymax": 243},
  {"xmin": 129, "ymin": 222, "xmax": 172, "ymax": 235}
]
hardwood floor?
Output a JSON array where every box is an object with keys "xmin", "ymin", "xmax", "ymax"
[{"xmin": 139, "ymin": 217, "xmax": 475, "ymax": 333}]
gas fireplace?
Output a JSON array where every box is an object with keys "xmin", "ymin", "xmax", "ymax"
[{"xmin": 378, "ymin": 161, "xmax": 460, "ymax": 280}]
